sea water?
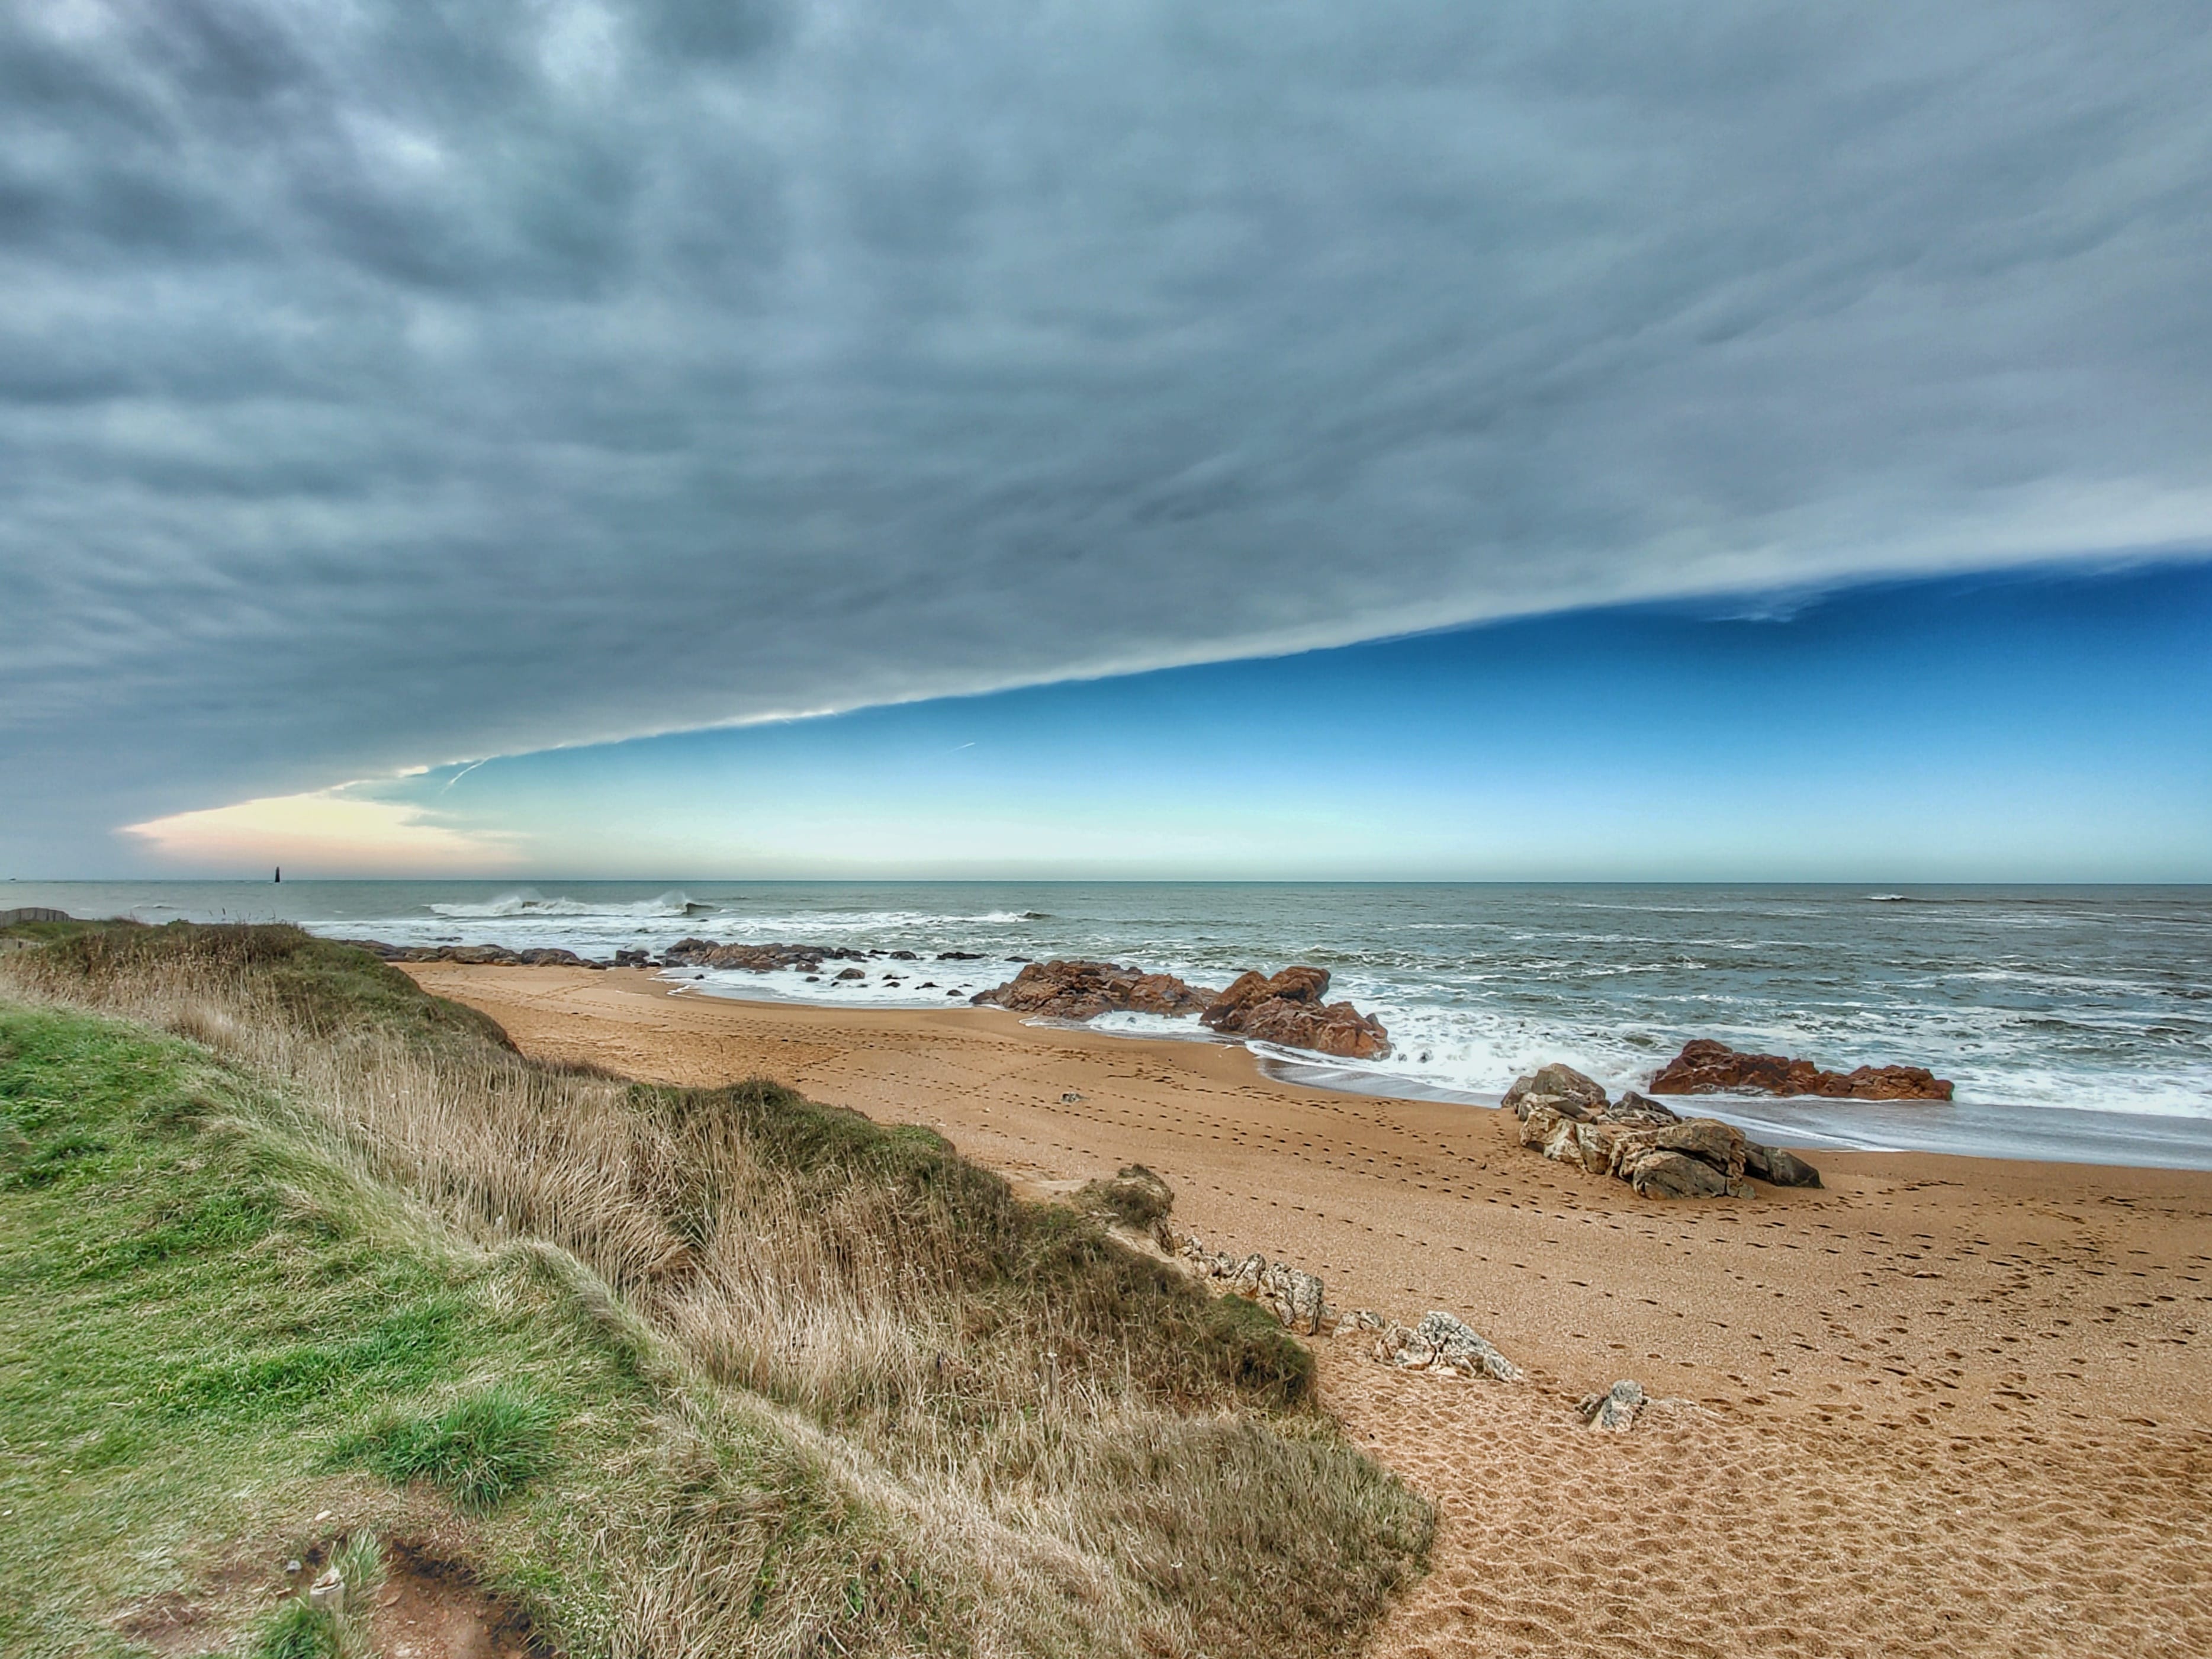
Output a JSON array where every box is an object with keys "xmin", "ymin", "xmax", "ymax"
[{"xmin": 9, "ymin": 880, "xmax": 2209, "ymax": 1168}]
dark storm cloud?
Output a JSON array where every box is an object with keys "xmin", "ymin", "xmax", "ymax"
[{"xmin": 4, "ymin": 1, "xmax": 2210, "ymax": 863}]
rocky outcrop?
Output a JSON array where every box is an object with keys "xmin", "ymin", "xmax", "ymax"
[
  {"xmin": 1374, "ymin": 1311, "xmax": 1524, "ymax": 1382},
  {"xmin": 1181, "ymin": 1236, "xmax": 1522, "ymax": 1384},
  {"xmin": 1502, "ymin": 1062, "xmax": 1612, "ymax": 1121},
  {"xmin": 341, "ymin": 940, "xmax": 596, "ymax": 968},
  {"xmin": 1507, "ymin": 1061, "xmax": 1820, "ymax": 1195},
  {"xmin": 661, "ymin": 939, "xmax": 870, "ymax": 973},
  {"xmin": 1200, "ymin": 966, "xmax": 1391, "ymax": 1060},
  {"xmin": 1180, "ymin": 1240, "xmax": 1327, "ymax": 1335},
  {"xmin": 1258, "ymin": 1261, "xmax": 1327, "ymax": 1335},
  {"xmin": 970, "ymin": 959, "xmax": 1216, "ymax": 1020},
  {"xmin": 1650, "ymin": 1038, "xmax": 1953, "ymax": 1101},
  {"xmin": 1203, "ymin": 966, "xmax": 1330, "ymax": 1025}
]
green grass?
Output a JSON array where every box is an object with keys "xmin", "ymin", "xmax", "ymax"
[
  {"xmin": 249, "ymin": 1597, "xmax": 339, "ymax": 1659},
  {"xmin": 0, "ymin": 1006, "xmax": 564, "ymax": 1653},
  {"xmin": 0, "ymin": 924, "xmax": 1430, "ymax": 1657},
  {"xmin": 0, "ymin": 1003, "xmax": 911, "ymax": 1657},
  {"xmin": 332, "ymin": 1386, "xmax": 556, "ymax": 1511}
]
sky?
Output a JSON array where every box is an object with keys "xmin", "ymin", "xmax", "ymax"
[
  {"xmin": 108, "ymin": 561, "xmax": 2212, "ymax": 880},
  {"xmin": 4, "ymin": 2, "xmax": 2210, "ymax": 879}
]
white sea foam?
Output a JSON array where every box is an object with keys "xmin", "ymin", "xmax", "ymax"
[{"xmin": 428, "ymin": 888, "xmax": 704, "ymax": 919}]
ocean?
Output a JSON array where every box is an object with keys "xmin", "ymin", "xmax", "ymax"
[{"xmin": 8, "ymin": 880, "xmax": 2209, "ymax": 1169}]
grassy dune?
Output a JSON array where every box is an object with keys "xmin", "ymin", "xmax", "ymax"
[{"xmin": 0, "ymin": 922, "xmax": 1429, "ymax": 1657}]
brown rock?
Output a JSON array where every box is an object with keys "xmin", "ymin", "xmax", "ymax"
[
  {"xmin": 1571, "ymin": 1118, "xmax": 1641, "ymax": 1175},
  {"xmin": 1198, "ymin": 964, "xmax": 1389, "ymax": 1059},
  {"xmin": 1650, "ymin": 1039, "xmax": 1952, "ymax": 1101},
  {"xmin": 662, "ymin": 938, "xmax": 868, "ymax": 973},
  {"xmin": 1236, "ymin": 996, "xmax": 1391, "ymax": 1060},
  {"xmin": 1201, "ymin": 965, "xmax": 1333, "ymax": 1028},
  {"xmin": 969, "ymin": 959, "xmax": 1216, "ymax": 1020}
]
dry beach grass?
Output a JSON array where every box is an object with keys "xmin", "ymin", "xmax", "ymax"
[
  {"xmin": 0, "ymin": 925, "xmax": 1427, "ymax": 1658},
  {"xmin": 411, "ymin": 962, "xmax": 2212, "ymax": 1659}
]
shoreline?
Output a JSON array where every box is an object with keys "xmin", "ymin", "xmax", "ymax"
[
  {"xmin": 660, "ymin": 959, "xmax": 2212, "ymax": 1172},
  {"xmin": 401, "ymin": 964, "xmax": 2212, "ymax": 1401},
  {"xmin": 1254, "ymin": 1049, "xmax": 2212, "ymax": 1172},
  {"xmin": 406, "ymin": 962, "xmax": 2212, "ymax": 1659}
]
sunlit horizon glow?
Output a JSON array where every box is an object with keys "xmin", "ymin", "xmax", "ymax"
[{"xmin": 123, "ymin": 790, "xmax": 522, "ymax": 877}]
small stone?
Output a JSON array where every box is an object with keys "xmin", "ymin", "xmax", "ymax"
[{"xmin": 1580, "ymin": 1378, "xmax": 1646, "ymax": 1430}]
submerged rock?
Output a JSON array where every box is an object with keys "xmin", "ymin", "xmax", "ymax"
[
  {"xmin": 661, "ymin": 939, "xmax": 869, "ymax": 973},
  {"xmin": 1651, "ymin": 1038, "xmax": 1953, "ymax": 1101}
]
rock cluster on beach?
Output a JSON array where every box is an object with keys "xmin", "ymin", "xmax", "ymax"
[
  {"xmin": 970, "ymin": 958, "xmax": 1214, "ymax": 1019},
  {"xmin": 1177, "ymin": 1234, "xmax": 1529, "ymax": 1385},
  {"xmin": 1198, "ymin": 966, "xmax": 1392, "ymax": 1060},
  {"xmin": 1181, "ymin": 1242, "xmax": 1330, "ymax": 1333},
  {"xmin": 1371, "ymin": 1310, "xmax": 1526, "ymax": 1381},
  {"xmin": 661, "ymin": 938, "xmax": 872, "ymax": 973},
  {"xmin": 1506, "ymin": 1062, "xmax": 1822, "ymax": 1197},
  {"xmin": 1651, "ymin": 1038, "xmax": 1953, "ymax": 1101},
  {"xmin": 969, "ymin": 957, "xmax": 1393, "ymax": 1060},
  {"xmin": 341, "ymin": 940, "xmax": 601, "ymax": 968}
]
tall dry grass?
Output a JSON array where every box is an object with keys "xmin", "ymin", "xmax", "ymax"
[{"xmin": 2, "ymin": 924, "xmax": 1429, "ymax": 1658}]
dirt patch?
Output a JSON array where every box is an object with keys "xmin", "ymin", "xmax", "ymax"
[
  {"xmin": 112, "ymin": 1556, "xmax": 267, "ymax": 1656},
  {"xmin": 369, "ymin": 1539, "xmax": 542, "ymax": 1659},
  {"xmin": 112, "ymin": 1587, "xmax": 221, "ymax": 1656}
]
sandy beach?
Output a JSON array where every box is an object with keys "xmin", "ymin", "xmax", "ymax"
[{"xmin": 407, "ymin": 964, "xmax": 2212, "ymax": 1659}]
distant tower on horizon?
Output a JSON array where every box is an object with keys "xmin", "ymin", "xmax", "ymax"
[{"xmin": 274, "ymin": 867, "xmax": 281, "ymax": 883}]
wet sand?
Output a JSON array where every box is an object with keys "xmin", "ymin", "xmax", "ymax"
[{"xmin": 407, "ymin": 964, "xmax": 2212, "ymax": 1659}]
